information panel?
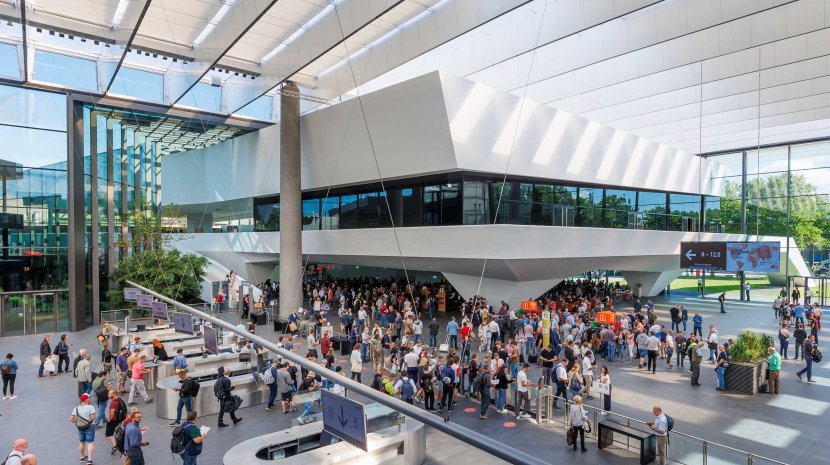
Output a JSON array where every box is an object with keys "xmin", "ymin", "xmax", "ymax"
[
  {"xmin": 123, "ymin": 288, "xmax": 139, "ymax": 301},
  {"xmin": 726, "ymin": 242, "xmax": 781, "ymax": 272},
  {"xmin": 173, "ymin": 312, "xmax": 195, "ymax": 335},
  {"xmin": 151, "ymin": 302, "xmax": 168, "ymax": 321},
  {"xmin": 321, "ymin": 390, "xmax": 367, "ymax": 452},
  {"xmin": 680, "ymin": 242, "xmax": 727, "ymax": 270},
  {"xmin": 136, "ymin": 294, "xmax": 153, "ymax": 309},
  {"xmin": 203, "ymin": 326, "xmax": 219, "ymax": 355}
]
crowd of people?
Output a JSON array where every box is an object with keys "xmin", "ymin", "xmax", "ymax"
[{"xmin": 11, "ymin": 276, "xmax": 824, "ymax": 465}]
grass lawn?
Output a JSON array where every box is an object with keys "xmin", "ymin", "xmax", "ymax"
[{"xmin": 669, "ymin": 275, "xmax": 771, "ymax": 294}]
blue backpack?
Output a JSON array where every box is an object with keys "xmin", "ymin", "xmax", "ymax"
[
  {"xmin": 441, "ymin": 366, "xmax": 455, "ymax": 385},
  {"xmin": 400, "ymin": 379, "xmax": 414, "ymax": 399}
]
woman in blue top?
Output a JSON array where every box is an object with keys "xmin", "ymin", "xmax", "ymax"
[{"xmin": 1, "ymin": 353, "xmax": 18, "ymax": 399}]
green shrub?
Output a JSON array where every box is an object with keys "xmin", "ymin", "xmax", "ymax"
[{"xmin": 727, "ymin": 331, "xmax": 774, "ymax": 363}]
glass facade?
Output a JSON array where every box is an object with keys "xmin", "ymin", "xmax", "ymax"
[
  {"xmin": 705, "ymin": 141, "xmax": 830, "ymax": 267},
  {"xmin": 253, "ymin": 174, "xmax": 710, "ymax": 233}
]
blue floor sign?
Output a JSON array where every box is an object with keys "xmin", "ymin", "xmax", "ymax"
[{"xmin": 321, "ymin": 389, "xmax": 368, "ymax": 451}]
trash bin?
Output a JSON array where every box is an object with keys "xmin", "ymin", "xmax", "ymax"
[
  {"xmin": 335, "ymin": 336, "xmax": 350, "ymax": 356},
  {"xmin": 255, "ymin": 312, "xmax": 267, "ymax": 326}
]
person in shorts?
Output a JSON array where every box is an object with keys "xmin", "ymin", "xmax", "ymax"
[
  {"xmin": 71, "ymin": 393, "xmax": 97, "ymax": 465},
  {"xmin": 104, "ymin": 389, "xmax": 124, "ymax": 454}
]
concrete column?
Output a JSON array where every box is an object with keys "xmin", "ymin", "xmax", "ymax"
[{"xmin": 279, "ymin": 82, "xmax": 302, "ymax": 317}]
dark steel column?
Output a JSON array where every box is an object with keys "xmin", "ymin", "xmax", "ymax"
[
  {"xmin": 67, "ymin": 100, "xmax": 87, "ymax": 331},
  {"xmin": 90, "ymin": 113, "xmax": 100, "ymax": 324},
  {"xmin": 279, "ymin": 82, "xmax": 302, "ymax": 318},
  {"xmin": 739, "ymin": 151, "xmax": 747, "ymax": 300},
  {"xmin": 106, "ymin": 121, "xmax": 116, "ymax": 291}
]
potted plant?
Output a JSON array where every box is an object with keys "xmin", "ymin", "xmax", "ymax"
[{"xmin": 724, "ymin": 331, "xmax": 774, "ymax": 394}]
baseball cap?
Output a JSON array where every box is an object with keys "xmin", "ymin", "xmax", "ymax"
[{"xmin": 80, "ymin": 393, "xmax": 90, "ymax": 402}]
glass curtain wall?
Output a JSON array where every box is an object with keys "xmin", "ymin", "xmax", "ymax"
[
  {"xmin": 253, "ymin": 176, "xmax": 706, "ymax": 233},
  {"xmin": 705, "ymin": 141, "xmax": 830, "ymax": 266}
]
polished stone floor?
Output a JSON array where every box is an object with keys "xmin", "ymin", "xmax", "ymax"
[{"xmin": 0, "ymin": 292, "xmax": 826, "ymax": 465}]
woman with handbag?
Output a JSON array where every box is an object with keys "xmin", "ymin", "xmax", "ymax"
[
  {"xmin": 494, "ymin": 364, "xmax": 513, "ymax": 413},
  {"xmin": 568, "ymin": 395, "xmax": 589, "ymax": 452}
]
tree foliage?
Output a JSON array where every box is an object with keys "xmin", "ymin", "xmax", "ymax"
[
  {"xmin": 716, "ymin": 173, "xmax": 830, "ymax": 252},
  {"xmin": 108, "ymin": 200, "xmax": 206, "ymax": 305}
]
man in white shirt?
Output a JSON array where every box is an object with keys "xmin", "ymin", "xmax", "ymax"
[
  {"xmin": 357, "ymin": 307, "xmax": 367, "ymax": 334},
  {"xmin": 648, "ymin": 406, "xmax": 669, "ymax": 465},
  {"xmin": 2, "ymin": 439, "xmax": 28, "ymax": 465},
  {"xmin": 403, "ymin": 348, "xmax": 420, "ymax": 381},
  {"xmin": 515, "ymin": 364, "xmax": 533, "ymax": 419},
  {"xmin": 581, "ymin": 351, "xmax": 594, "ymax": 399},
  {"xmin": 646, "ymin": 334, "xmax": 660, "ymax": 374}
]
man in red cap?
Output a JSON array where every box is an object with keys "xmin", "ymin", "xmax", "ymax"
[{"xmin": 70, "ymin": 393, "xmax": 97, "ymax": 465}]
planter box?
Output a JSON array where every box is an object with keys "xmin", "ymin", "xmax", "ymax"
[{"xmin": 724, "ymin": 361, "xmax": 767, "ymax": 394}]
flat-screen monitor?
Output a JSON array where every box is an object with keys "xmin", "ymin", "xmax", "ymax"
[
  {"xmin": 238, "ymin": 351, "xmax": 251, "ymax": 364},
  {"xmin": 203, "ymin": 326, "xmax": 219, "ymax": 355},
  {"xmin": 136, "ymin": 324, "xmax": 146, "ymax": 332}
]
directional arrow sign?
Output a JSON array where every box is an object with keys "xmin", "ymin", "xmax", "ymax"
[
  {"xmin": 321, "ymin": 389, "xmax": 367, "ymax": 451},
  {"xmin": 680, "ymin": 242, "xmax": 727, "ymax": 270}
]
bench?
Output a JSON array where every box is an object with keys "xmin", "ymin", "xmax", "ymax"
[{"xmin": 598, "ymin": 420, "xmax": 656, "ymax": 465}]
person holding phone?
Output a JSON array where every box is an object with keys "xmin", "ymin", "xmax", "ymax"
[{"xmin": 124, "ymin": 409, "xmax": 150, "ymax": 465}]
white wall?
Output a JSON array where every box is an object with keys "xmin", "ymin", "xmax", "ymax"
[{"xmin": 163, "ymin": 71, "xmax": 723, "ymax": 208}]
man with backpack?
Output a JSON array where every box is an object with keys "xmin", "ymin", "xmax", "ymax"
[
  {"xmin": 394, "ymin": 372, "xmax": 417, "ymax": 404},
  {"xmin": 553, "ymin": 358, "xmax": 570, "ymax": 408},
  {"xmin": 171, "ymin": 410, "xmax": 207, "ymax": 465},
  {"xmin": 105, "ymin": 389, "xmax": 127, "ymax": 455},
  {"xmin": 171, "ymin": 370, "xmax": 199, "ymax": 426},
  {"xmin": 91, "ymin": 371, "xmax": 110, "ymax": 429},
  {"xmin": 214, "ymin": 367, "xmax": 242, "ymax": 427},
  {"xmin": 437, "ymin": 363, "xmax": 456, "ymax": 413},
  {"xmin": 1, "ymin": 438, "xmax": 28, "ymax": 465},
  {"xmin": 263, "ymin": 360, "xmax": 279, "ymax": 411},
  {"xmin": 648, "ymin": 406, "xmax": 672, "ymax": 465}
]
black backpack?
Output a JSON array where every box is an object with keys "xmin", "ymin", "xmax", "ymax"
[
  {"xmin": 190, "ymin": 380, "xmax": 201, "ymax": 398},
  {"xmin": 813, "ymin": 349, "xmax": 823, "ymax": 363},
  {"xmin": 171, "ymin": 422, "xmax": 193, "ymax": 455},
  {"xmin": 113, "ymin": 423, "xmax": 127, "ymax": 456},
  {"xmin": 95, "ymin": 383, "xmax": 108, "ymax": 403},
  {"xmin": 113, "ymin": 398, "xmax": 128, "ymax": 423},
  {"xmin": 213, "ymin": 379, "xmax": 225, "ymax": 398}
]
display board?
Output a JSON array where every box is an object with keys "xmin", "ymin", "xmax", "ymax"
[
  {"xmin": 203, "ymin": 326, "xmax": 219, "ymax": 355},
  {"xmin": 321, "ymin": 390, "xmax": 367, "ymax": 451},
  {"xmin": 173, "ymin": 312, "xmax": 195, "ymax": 335},
  {"xmin": 151, "ymin": 302, "xmax": 168, "ymax": 321},
  {"xmin": 136, "ymin": 294, "xmax": 153, "ymax": 309},
  {"xmin": 680, "ymin": 242, "xmax": 726, "ymax": 270},
  {"xmin": 123, "ymin": 288, "xmax": 139, "ymax": 301},
  {"xmin": 725, "ymin": 242, "xmax": 781, "ymax": 272}
]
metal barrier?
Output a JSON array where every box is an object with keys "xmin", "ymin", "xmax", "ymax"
[{"xmin": 547, "ymin": 396, "xmax": 788, "ymax": 465}]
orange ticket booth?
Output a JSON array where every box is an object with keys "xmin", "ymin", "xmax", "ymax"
[{"xmin": 595, "ymin": 311, "xmax": 617, "ymax": 324}]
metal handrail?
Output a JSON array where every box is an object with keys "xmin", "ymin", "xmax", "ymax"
[
  {"xmin": 552, "ymin": 396, "xmax": 788, "ymax": 465},
  {"xmin": 0, "ymin": 289, "xmax": 68, "ymax": 295},
  {"xmin": 127, "ymin": 280, "xmax": 548, "ymax": 465}
]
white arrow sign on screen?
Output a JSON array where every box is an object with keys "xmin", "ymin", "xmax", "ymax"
[{"xmin": 685, "ymin": 250, "xmax": 696, "ymax": 260}]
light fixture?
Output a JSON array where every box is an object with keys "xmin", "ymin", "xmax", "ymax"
[
  {"xmin": 112, "ymin": 0, "xmax": 131, "ymax": 28},
  {"xmin": 260, "ymin": 0, "xmax": 342, "ymax": 62},
  {"xmin": 193, "ymin": 0, "xmax": 237, "ymax": 46}
]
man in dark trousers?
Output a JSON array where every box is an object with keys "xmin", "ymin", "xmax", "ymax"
[
  {"xmin": 428, "ymin": 318, "xmax": 440, "ymax": 348},
  {"xmin": 553, "ymin": 358, "xmax": 570, "ymax": 408},
  {"xmin": 216, "ymin": 367, "xmax": 242, "ymax": 427},
  {"xmin": 38, "ymin": 335, "xmax": 53, "ymax": 377}
]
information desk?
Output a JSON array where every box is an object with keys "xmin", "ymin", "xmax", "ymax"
[
  {"xmin": 223, "ymin": 404, "xmax": 421, "ymax": 465},
  {"xmin": 598, "ymin": 420, "xmax": 656, "ymax": 465},
  {"xmin": 155, "ymin": 347, "xmax": 236, "ymax": 379},
  {"xmin": 155, "ymin": 364, "xmax": 261, "ymax": 419}
]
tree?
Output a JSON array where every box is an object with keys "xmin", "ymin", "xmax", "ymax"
[
  {"xmin": 107, "ymin": 201, "xmax": 207, "ymax": 305},
  {"xmin": 716, "ymin": 174, "xmax": 830, "ymax": 258}
]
